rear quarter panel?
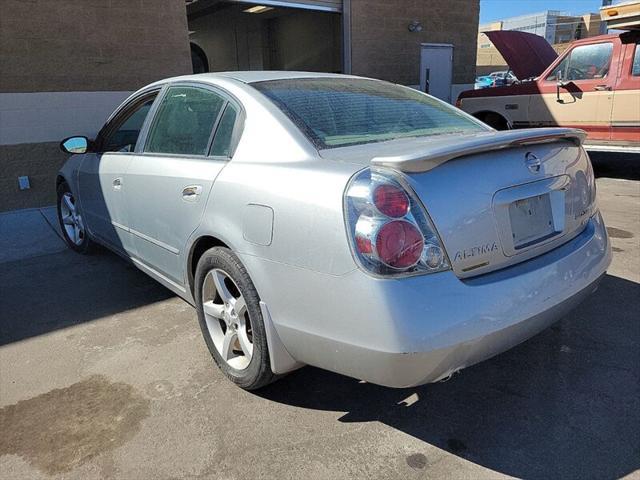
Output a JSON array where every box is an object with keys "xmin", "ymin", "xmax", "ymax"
[{"xmin": 198, "ymin": 158, "xmax": 359, "ymax": 277}]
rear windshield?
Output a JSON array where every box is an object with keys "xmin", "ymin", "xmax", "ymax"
[{"xmin": 252, "ymin": 78, "xmax": 485, "ymax": 149}]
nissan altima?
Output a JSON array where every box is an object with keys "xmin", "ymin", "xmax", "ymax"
[{"xmin": 57, "ymin": 72, "xmax": 611, "ymax": 390}]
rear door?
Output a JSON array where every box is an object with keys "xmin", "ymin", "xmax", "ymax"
[
  {"xmin": 78, "ymin": 91, "xmax": 158, "ymax": 253},
  {"xmin": 124, "ymin": 83, "xmax": 242, "ymax": 285},
  {"xmin": 529, "ymin": 41, "xmax": 617, "ymax": 141}
]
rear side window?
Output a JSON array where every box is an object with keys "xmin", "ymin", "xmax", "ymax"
[
  {"xmin": 210, "ymin": 104, "xmax": 238, "ymax": 157},
  {"xmin": 252, "ymin": 78, "xmax": 485, "ymax": 149},
  {"xmin": 145, "ymin": 86, "xmax": 225, "ymax": 156},
  {"xmin": 633, "ymin": 43, "xmax": 640, "ymax": 76},
  {"xmin": 546, "ymin": 43, "xmax": 613, "ymax": 81}
]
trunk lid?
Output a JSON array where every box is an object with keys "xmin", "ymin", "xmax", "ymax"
[
  {"xmin": 403, "ymin": 138, "xmax": 595, "ymax": 278},
  {"xmin": 324, "ymin": 128, "xmax": 595, "ymax": 278}
]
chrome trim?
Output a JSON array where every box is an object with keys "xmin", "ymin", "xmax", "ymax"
[{"xmin": 129, "ymin": 227, "xmax": 180, "ymax": 254}]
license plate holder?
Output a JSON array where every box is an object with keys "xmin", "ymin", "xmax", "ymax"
[{"xmin": 509, "ymin": 194, "xmax": 556, "ymax": 249}]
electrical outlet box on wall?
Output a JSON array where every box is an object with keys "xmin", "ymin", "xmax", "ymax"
[{"xmin": 18, "ymin": 176, "xmax": 31, "ymax": 190}]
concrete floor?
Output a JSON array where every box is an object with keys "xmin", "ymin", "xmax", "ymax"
[{"xmin": 1, "ymin": 154, "xmax": 638, "ymax": 480}]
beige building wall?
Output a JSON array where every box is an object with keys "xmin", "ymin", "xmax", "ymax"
[
  {"xmin": 0, "ymin": 0, "xmax": 192, "ymax": 212},
  {"xmin": 475, "ymin": 13, "xmax": 604, "ymax": 77},
  {"xmin": 349, "ymin": 0, "xmax": 480, "ymax": 86},
  {"xmin": 581, "ymin": 13, "xmax": 603, "ymax": 37}
]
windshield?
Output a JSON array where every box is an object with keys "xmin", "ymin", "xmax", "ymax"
[{"xmin": 252, "ymin": 78, "xmax": 485, "ymax": 149}]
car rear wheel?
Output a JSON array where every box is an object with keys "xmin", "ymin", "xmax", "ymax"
[
  {"xmin": 194, "ymin": 247, "xmax": 276, "ymax": 390},
  {"xmin": 57, "ymin": 182, "xmax": 94, "ymax": 253}
]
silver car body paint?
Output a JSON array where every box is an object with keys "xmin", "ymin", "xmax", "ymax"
[{"xmin": 58, "ymin": 72, "xmax": 611, "ymax": 387}]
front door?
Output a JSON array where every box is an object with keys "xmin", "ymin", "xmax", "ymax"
[
  {"xmin": 529, "ymin": 41, "xmax": 617, "ymax": 141},
  {"xmin": 611, "ymin": 40, "xmax": 640, "ymax": 145},
  {"xmin": 125, "ymin": 84, "xmax": 241, "ymax": 285},
  {"xmin": 78, "ymin": 92, "xmax": 158, "ymax": 253}
]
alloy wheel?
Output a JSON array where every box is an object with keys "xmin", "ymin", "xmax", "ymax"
[
  {"xmin": 201, "ymin": 268, "xmax": 254, "ymax": 370},
  {"xmin": 60, "ymin": 192, "xmax": 85, "ymax": 246}
]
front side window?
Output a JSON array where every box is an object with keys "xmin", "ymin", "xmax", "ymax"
[
  {"xmin": 633, "ymin": 43, "xmax": 640, "ymax": 76},
  {"xmin": 145, "ymin": 86, "xmax": 225, "ymax": 156},
  {"xmin": 546, "ymin": 43, "xmax": 613, "ymax": 82},
  {"xmin": 252, "ymin": 78, "xmax": 485, "ymax": 149},
  {"xmin": 103, "ymin": 96, "xmax": 156, "ymax": 153}
]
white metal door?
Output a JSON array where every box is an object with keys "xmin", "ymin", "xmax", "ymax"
[{"xmin": 420, "ymin": 43, "xmax": 453, "ymax": 103}]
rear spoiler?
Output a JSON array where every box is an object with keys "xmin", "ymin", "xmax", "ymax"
[{"xmin": 371, "ymin": 128, "xmax": 587, "ymax": 173}]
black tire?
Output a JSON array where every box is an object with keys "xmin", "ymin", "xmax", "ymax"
[
  {"xmin": 482, "ymin": 112, "xmax": 509, "ymax": 131},
  {"xmin": 194, "ymin": 247, "xmax": 276, "ymax": 390},
  {"xmin": 56, "ymin": 181, "xmax": 95, "ymax": 254}
]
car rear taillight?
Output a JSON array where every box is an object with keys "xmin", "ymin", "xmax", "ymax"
[
  {"xmin": 376, "ymin": 220, "xmax": 424, "ymax": 268},
  {"xmin": 373, "ymin": 184, "xmax": 410, "ymax": 218},
  {"xmin": 345, "ymin": 168, "xmax": 450, "ymax": 277}
]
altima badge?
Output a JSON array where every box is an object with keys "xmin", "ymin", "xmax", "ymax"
[{"xmin": 525, "ymin": 152, "xmax": 541, "ymax": 173}]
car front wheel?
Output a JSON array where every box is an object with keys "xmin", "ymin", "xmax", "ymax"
[
  {"xmin": 194, "ymin": 247, "xmax": 276, "ymax": 390},
  {"xmin": 56, "ymin": 181, "xmax": 94, "ymax": 253}
]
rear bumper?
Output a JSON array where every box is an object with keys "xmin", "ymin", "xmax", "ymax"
[{"xmin": 241, "ymin": 212, "xmax": 611, "ymax": 387}]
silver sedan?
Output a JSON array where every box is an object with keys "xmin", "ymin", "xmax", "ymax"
[{"xmin": 57, "ymin": 72, "xmax": 611, "ymax": 390}]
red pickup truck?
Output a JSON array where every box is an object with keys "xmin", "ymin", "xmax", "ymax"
[{"xmin": 457, "ymin": 29, "xmax": 640, "ymax": 153}]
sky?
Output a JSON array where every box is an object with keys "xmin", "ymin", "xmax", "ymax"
[{"xmin": 480, "ymin": 0, "xmax": 611, "ymax": 24}]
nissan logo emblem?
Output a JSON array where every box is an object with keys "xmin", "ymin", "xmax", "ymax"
[{"xmin": 525, "ymin": 152, "xmax": 541, "ymax": 173}]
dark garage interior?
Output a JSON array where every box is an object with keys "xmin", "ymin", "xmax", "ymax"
[{"xmin": 187, "ymin": 1, "xmax": 342, "ymax": 74}]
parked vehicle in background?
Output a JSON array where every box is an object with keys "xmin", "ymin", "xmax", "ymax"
[
  {"xmin": 57, "ymin": 72, "xmax": 610, "ymax": 391},
  {"xmin": 458, "ymin": 28, "xmax": 640, "ymax": 153},
  {"xmin": 475, "ymin": 75, "xmax": 495, "ymax": 89},
  {"xmin": 475, "ymin": 71, "xmax": 517, "ymax": 90},
  {"xmin": 489, "ymin": 70, "xmax": 518, "ymax": 87}
]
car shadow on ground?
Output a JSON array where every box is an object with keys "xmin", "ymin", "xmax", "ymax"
[
  {"xmin": 257, "ymin": 273, "xmax": 640, "ymax": 480},
  {"xmin": 590, "ymin": 152, "xmax": 640, "ymax": 181},
  {"xmin": 0, "ymin": 248, "xmax": 173, "ymax": 346}
]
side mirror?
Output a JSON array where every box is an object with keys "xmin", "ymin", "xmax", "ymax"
[
  {"xmin": 556, "ymin": 72, "xmax": 568, "ymax": 103},
  {"xmin": 556, "ymin": 70, "xmax": 568, "ymax": 87},
  {"xmin": 60, "ymin": 136, "xmax": 89, "ymax": 154}
]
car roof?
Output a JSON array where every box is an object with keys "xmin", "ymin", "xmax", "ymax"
[{"xmin": 159, "ymin": 71, "xmax": 361, "ymax": 85}]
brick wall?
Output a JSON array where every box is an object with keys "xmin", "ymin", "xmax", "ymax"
[
  {"xmin": 0, "ymin": 0, "xmax": 192, "ymax": 93},
  {"xmin": 350, "ymin": 0, "xmax": 479, "ymax": 85},
  {"xmin": 1, "ymin": 0, "xmax": 192, "ymax": 212}
]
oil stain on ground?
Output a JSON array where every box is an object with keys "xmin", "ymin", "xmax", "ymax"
[
  {"xmin": 406, "ymin": 453, "xmax": 428, "ymax": 469},
  {"xmin": 0, "ymin": 375, "xmax": 150, "ymax": 474},
  {"xmin": 606, "ymin": 227, "xmax": 634, "ymax": 239}
]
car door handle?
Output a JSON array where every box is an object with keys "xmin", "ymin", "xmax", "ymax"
[
  {"xmin": 594, "ymin": 85, "xmax": 611, "ymax": 91},
  {"xmin": 113, "ymin": 177, "xmax": 122, "ymax": 190},
  {"xmin": 182, "ymin": 185, "xmax": 202, "ymax": 202}
]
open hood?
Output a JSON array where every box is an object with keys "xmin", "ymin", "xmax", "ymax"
[{"xmin": 484, "ymin": 30, "xmax": 558, "ymax": 79}]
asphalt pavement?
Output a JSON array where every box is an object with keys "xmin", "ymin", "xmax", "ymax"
[{"xmin": 1, "ymin": 153, "xmax": 638, "ymax": 480}]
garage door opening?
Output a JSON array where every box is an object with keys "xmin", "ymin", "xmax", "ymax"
[{"xmin": 187, "ymin": 1, "xmax": 342, "ymax": 74}]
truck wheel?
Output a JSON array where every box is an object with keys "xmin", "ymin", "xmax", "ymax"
[{"xmin": 481, "ymin": 112, "xmax": 509, "ymax": 130}]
